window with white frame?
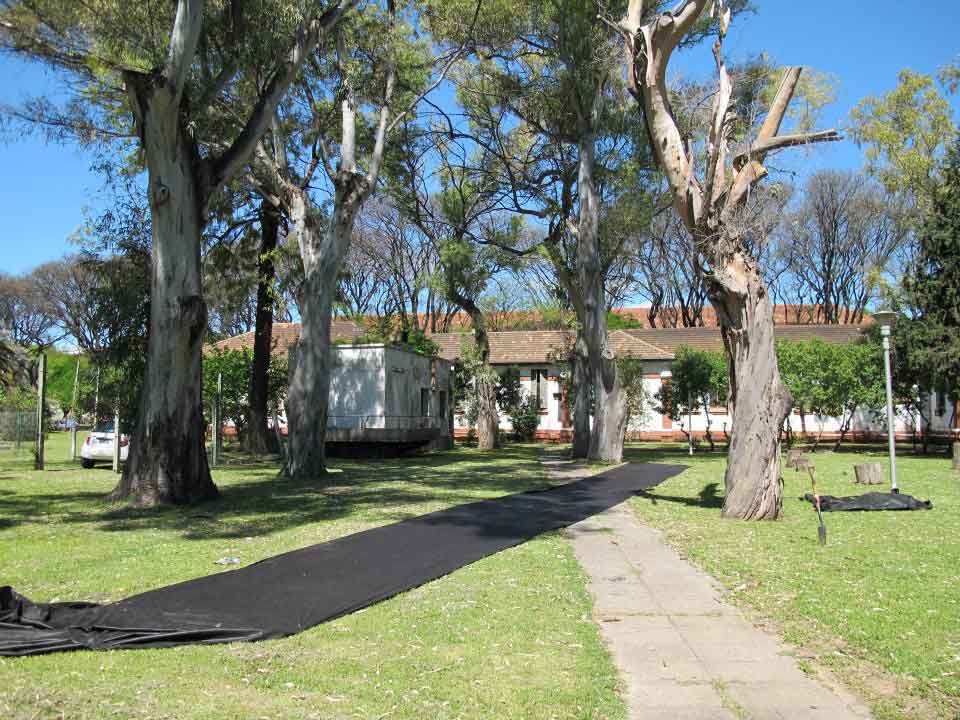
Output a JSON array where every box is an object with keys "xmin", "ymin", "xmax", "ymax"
[{"xmin": 532, "ymin": 369, "xmax": 548, "ymax": 411}]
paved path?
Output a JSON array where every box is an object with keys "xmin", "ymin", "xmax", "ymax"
[{"xmin": 543, "ymin": 457, "xmax": 872, "ymax": 720}]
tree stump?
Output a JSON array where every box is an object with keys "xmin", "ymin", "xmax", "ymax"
[
  {"xmin": 952, "ymin": 441, "xmax": 960, "ymax": 472},
  {"xmin": 854, "ymin": 463, "xmax": 884, "ymax": 485}
]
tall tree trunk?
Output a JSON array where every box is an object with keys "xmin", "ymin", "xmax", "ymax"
[
  {"xmin": 112, "ymin": 87, "xmax": 217, "ymax": 506},
  {"xmin": 245, "ymin": 200, "xmax": 281, "ymax": 455},
  {"xmin": 469, "ymin": 312, "xmax": 498, "ymax": 450},
  {"xmin": 708, "ymin": 256, "xmax": 792, "ymax": 520},
  {"xmin": 284, "ymin": 193, "xmax": 358, "ymax": 479},
  {"xmin": 576, "ymin": 128, "xmax": 627, "ymax": 464},
  {"xmin": 474, "ymin": 373, "xmax": 499, "ymax": 449},
  {"xmin": 570, "ymin": 339, "xmax": 591, "ymax": 458},
  {"xmin": 446, "ymin": 278, "xmax": 498, "ymax": 450}
]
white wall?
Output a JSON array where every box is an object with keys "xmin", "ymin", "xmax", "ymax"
[
  {"xmin": 328, "ymin": 346, "xmax": 386, "ymax": 429},
  {"xmin": 926, "ymin": 389, "xmax": 957, "ymax": 433},
  {"xmin": 383, "ymin": 347, "xmax": 453, "ymax": 432},
  {"xmin": 453, "ymin": 360, "xmax": 945, "ymax": 438}
]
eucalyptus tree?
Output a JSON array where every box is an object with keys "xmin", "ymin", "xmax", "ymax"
[
  {"xmin": 245, "ymin": 197, "xmax": 286, "ymax": 454},
  {"xmin": 251, "ymin": 1, "xmax": 475, "ymax": 478},
  {"xmin": 441, "ymin": 0, "xmax": 650, "ymax": 462},
  {"xmin": 618, "ymin": 0, "xmax": 841, "ymax": 518},
  {"xmin": 2, "ymin": 0, "xmax": 360, "ymax": 504},
  {"xmin": 394, "ymin": 126, "xmax": 524, "ymax": 449}
]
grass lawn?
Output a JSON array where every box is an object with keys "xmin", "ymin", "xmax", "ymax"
[
  {"xmin": 0, "ymin": 433, "xmax": 624, "ymax": 720},
  {"xmin": 623, "ymin": 442, "xmax": 960, "ymax": 720}
]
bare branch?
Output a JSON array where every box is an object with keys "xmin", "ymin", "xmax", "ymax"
[
  {"xmin": 736, "ymin": 129, "xmax": 842, "ymax": 163},
  {"xmin": 205, "ymin": 0, "xmax": 359, "ymax": 197},
  {"xmin": 366, "ymin": 63, "xmax": 397, "ymax": 185},
  {"xmin": 165, "ymin": 0, "xmax": 205, "ymax": 99}
]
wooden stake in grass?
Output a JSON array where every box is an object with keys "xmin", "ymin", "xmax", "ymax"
[{"xmin": 796, "ymin": 458, "xmax": 826, "ymax": 545}]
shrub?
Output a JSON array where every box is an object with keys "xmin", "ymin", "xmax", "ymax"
[{"xmin": 510, "ymin": 396, "xmax": 540, "ymax": 441}]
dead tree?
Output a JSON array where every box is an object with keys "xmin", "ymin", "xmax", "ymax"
[{"xmin": 619, "ymin": 0, "xmax": 840, "ymax": 518}]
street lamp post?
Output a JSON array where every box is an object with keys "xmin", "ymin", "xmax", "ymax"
[{"xmin": 873, "ymin": 310, "xmax": 898, "ymax": 494}]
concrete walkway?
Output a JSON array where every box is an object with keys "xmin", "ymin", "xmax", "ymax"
[{"xmin": 543, "ymin": 457, "xmax": 872, "ymax": 720}]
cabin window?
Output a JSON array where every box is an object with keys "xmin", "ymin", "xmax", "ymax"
[
  {"xmin": 532, "ymin": 369, "xmax": 548, "ymax": 410},
  {"xmin": 421, "ymin": 388, "xmax": 430, "ymax": 417}
]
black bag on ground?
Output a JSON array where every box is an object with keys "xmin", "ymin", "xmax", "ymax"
[{"xmin": 803, "ymin": 491, "xmax": 932, "ymax": 512}]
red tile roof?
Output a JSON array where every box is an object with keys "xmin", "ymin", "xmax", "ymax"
[
  {"xmin": 376, "ymin": 304, "xmax": 870, "ymax": 330},
  {"xmin": 622, "ymin": 324, "xmax": 868, "ymax": 353},
  {"xmin": 208, "ymin": 321, "xmax": 363, "ymax": 356},
  {"xmin": 429, "ymin": 330, "xmax": 673, "ymax": 364},
  {"xmin": 208, "ymin": 322, "xmax": 867, "ymax": 364}
]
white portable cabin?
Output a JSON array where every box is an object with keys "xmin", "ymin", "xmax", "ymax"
[{"xmin": 291, "ymin": 343, "xmax": 454, "ymax": 452}]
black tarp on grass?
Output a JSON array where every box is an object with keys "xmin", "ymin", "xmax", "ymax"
[
  {"xmin": 803, "ymin": 491, "xmax": 932, "ymax": 512},
  {"xmin": 0, "ymin": 462, "xmax": 684, "ymax": 657}
]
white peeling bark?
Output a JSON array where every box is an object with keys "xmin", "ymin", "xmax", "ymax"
[
  {"xmin": 577, "ymin": 115, "xmax": 627, "ymax": 464},
  {"xmin": 108, "ymin": 0, "xmax": 357, "ymax": 504},
  {"xmin": 112, "ymin": 80, "xmax": 216, "ymax": 506},
  {"xmin": 621, "ymin": 0, "xmax": 840, "ymax": 518},
  {"xmin": 284, "ymin": 191, "xmax": 360, "ymax": 478}
]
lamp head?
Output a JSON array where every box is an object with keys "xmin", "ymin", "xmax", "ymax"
[{"xmin": 872, "ymin": 309, "xmax": 897, "ymax": 330}]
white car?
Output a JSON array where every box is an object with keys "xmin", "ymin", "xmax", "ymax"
[{"xmin": 80, "ymin": 420, "xmax": 129, "ymax": 468}]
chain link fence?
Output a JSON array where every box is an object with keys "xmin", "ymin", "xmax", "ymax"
[{"xmin": 0, "ymin": 406, "xmax": 38, "ymax": 460}]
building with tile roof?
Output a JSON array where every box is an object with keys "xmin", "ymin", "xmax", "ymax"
[{"xmin": 210, "ymin": 320, "xmax": 952, "ymax": 443}]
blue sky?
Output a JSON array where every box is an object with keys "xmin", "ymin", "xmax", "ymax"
[{"xmin": 1, "ymin": 0, "xmax": 958, "ymax": 275}]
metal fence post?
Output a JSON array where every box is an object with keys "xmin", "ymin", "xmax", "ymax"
[
  {"xmin": 35, "ymin": 352, "xmax": 46, "ymax": 470},
  {"xmin": 271, "ymin": 404, "xmax": 285, "ymax": 459},
  {"xmin": 211, "ymin": 373, "xmax": 222, "ymax": 467},
  {"xmin": 112, "ymin": 406, "xmax": 121, "ymax": 473}
]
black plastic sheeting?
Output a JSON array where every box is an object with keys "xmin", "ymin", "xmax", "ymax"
[
  {"xmin": 1, "ymin": 462, "xmax": 684, "ymax": 657},
  {"xmin": 804, "ymin": 491, "xmax": 932, "ymax": 512}
]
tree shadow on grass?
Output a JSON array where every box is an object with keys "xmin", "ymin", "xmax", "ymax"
[
  {"xmin": 636, "ymin": 481, "xmax": 724, "ymax": 510},
  {"xmin": 0, "ymin": 447, "xmax": 555, "ymax": 539},
  {"xmin": 622, "ymin": 444, "xmax": 728, "ymax": 465}
]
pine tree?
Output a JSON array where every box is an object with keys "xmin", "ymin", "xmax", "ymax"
[{"xmin": 905, "ymin": 135, "xmax": 960, "ymax": 412}]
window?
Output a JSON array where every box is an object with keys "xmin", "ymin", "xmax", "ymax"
[
  {"xmin": 532, "ymin": 369, "xmax": 548, "ymax": 411},
  {"xmin": 438, "ymin": 391, "xmax": 447, "ymax": 419},
  {"xmin": 420, "ymin": 388, "xmax": 430, "ymax": 417},
  {"xmin": 936, "ymin": 390, "xmax": 946, "ymax": 417}
]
